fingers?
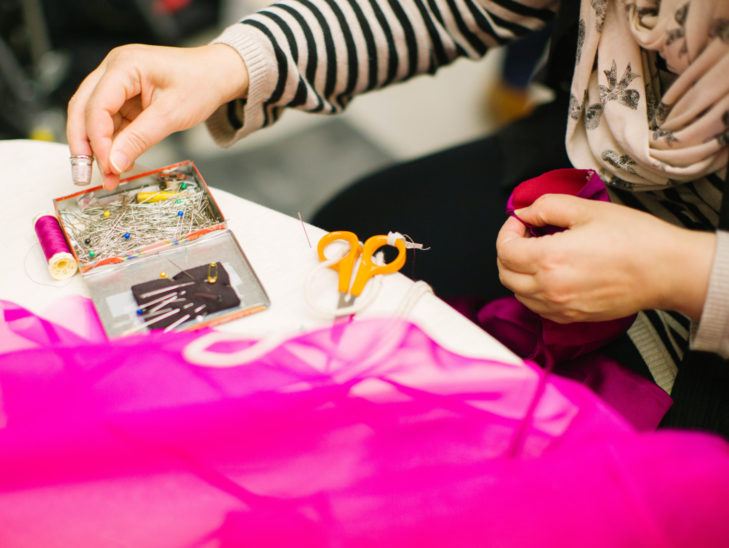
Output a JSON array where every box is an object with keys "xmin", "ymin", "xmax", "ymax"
[
  {"xmin": 496, "ymin": 215, "xmax": 539, "ymax": 274},
  {"xmin": 496, "ymin": 207, "xmax": 570, "ymax": 322},
  {"xmin": 497, "ymin": 257, "xmax": 538, "ymax": 294},
  {"xmin": 498, "ymin": 214, "xmax": 528, "ymax": 240},
  {"xmin": 102, "ymin": 171, "xmax": 121, "ymax": 191},
  {"xmin": 84, "ymin": 59, "xmax": 142, "ymax": 178},
  {"xmin": 513, "ymin": 194, "xmax": 589, "ymax": 230},
  {"xmin": 66, "ymin": 66, "xmax": 105, "ymax": 157},
  {"xmin": 67, "ymin": 46, "xmax": 154, "ymax": 190},
  {"xmin": 108, "ymin": 101, "xmax": 179, "ymax": 175},
  {"xmin": 67, "ymin": 51, "xmax": 132, "ymax": 190}
]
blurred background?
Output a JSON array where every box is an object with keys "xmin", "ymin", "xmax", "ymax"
[{"xmin": 1, "ymin": 0, "xmax": 550, "ymax": 220}]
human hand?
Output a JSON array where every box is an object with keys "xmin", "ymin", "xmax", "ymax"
[
  {"xmin": 496, "ymin": 194, "xmax": 715, "ymax": 323},
  {"xmin": 67, "ymin": 43, "xmax": 249, "ymax": 190}
]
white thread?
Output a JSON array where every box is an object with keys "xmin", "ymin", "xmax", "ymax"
[
  {"xmin": 387, "ymin": 231, "xmax": 429, "ymax": 250},
  {"xmin": 184, "ymin": 280, "xmax": 433, "ymax": 368},
  {"xmin": 336, "ymin": 281, "xmax": 434, "ymax": 375},
  {"xmin": 183, "ymin": 331, "xmax": 289, "ymax": 368},
  {"xmin": 386, "ymin": 231, "xmax": 402, "ymax": 246},
  {"xmin": 394, "ymin": 280, "xmax": 434, "ymax": 317}
]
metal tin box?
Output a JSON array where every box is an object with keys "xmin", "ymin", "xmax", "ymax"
[{"xmin": 54, "ymin": 161, "xmax": 269, "ymax": 337}]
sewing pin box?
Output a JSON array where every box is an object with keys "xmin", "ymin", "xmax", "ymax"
[{"xmin": 54, "ymin": 161, "xmax": 270, "ymax": 337}]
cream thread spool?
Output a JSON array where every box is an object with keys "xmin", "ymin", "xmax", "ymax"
[{"xmin": 33, "ymin": 213, "xmax": 78, "ymax": 280}]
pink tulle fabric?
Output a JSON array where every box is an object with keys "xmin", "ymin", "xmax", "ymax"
[{"xmin": 1, "ymin": 298, "xmax": 729, "ymax": 547}]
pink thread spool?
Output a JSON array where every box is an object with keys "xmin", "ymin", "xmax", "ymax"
[{"xmin": 34, "ymin": 213, "xmax": 78, "ymax": 280}]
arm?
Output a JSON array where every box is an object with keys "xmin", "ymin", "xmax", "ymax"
[
  {"xmin": 66, "ymin": 0, "xmax": 557, "ymax": 189},
  {"xmin": 205, "ymin": 0, "xmax": 559, "ymax": 145}
]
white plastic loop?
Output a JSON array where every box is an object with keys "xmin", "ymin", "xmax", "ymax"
[
  {"xmin": 183, "ymin": 331, "xmax": 287, "ymax": 367},
  {"xmin": 387, "ymin": 231, "xmax": 429, "ymax": 250},
  {"xmin": 386, "ymin": 231, "xmax": 403, "ymax": 246}
]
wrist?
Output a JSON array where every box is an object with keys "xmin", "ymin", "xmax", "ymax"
[
  {"xmin": 206, "ymin": 43, "xmax": 249, "ymax": 104},
  {"xmin": 660, "ymin": 227, "xmax": 715, "ymax": 320}
]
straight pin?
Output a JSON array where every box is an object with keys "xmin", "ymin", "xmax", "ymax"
[
  {"xmin": 148, "ymin": 297, "xmax": 185, "ymax": 315},
  {"xmin": 139, "ymin": 281, "xmax": 194, "ymax": 299},
  {"xmin": 166, "ymin": 257, "xmax": 196, "ymax": 281},
  {"xmin": 123, "ymin": 308, "xmax": 180, "ymax": 335},
  {"xmin": 164, "ymin": 314, "xmax": 191, "ymax": 333},
  {"xmin": 136, "ymin": 290, "xmax": 184, "ymax": 311}
]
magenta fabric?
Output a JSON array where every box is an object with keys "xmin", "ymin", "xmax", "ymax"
[
  {"xmin": 500, "ymin": 169, "xmax": 632, "ymax": 363},
  {"xmin": 460, "ymin": 168, "xmax": 672, "ymax": 430},
  {"xmin": 2, "ymin": 299, "xmax": 729, "ymax": 547},
  {"xmin": 506, "ymin": 167, "xmax": 611, "ymax": 236}
]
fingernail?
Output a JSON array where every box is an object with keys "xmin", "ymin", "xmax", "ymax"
[{"xmin": 109, "ymin": 150, "xmax": 128, "ymax": 174}]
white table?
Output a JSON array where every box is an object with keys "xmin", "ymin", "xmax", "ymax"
[{"xmin": 1, "ymin": 139, "xmax": 518, "ymax": 364}]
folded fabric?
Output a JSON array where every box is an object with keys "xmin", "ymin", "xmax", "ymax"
[
  {"xmin": 475, "ymin": 169, "xmax": 671, "ymax": 429},
  {"xmin": 485, "ymin": 169, "xmax": 636, "ymax": 365},
  {"xmin": 506, "ymin": 168, "xmax": 610, "ymax": 235},
  {"xmin": 1, "ymin": 299, "xmax": 729, "ymax": 547}
]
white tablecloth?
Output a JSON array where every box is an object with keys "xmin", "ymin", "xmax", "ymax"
[{"xmin": 1, "ymin": 139, "xmax": 518, "ymax": 364}]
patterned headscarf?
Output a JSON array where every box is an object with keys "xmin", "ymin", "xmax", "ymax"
[{"xmin": 566, "ymin": 0, "xmax": 729, "ymax": 190}]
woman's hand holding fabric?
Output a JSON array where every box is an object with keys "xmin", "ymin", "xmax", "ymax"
[
  {"xmin": 66, "ymin": 44, "xmax": 249, "ymax": 190},
  {"xmin": 496, "ymin": 194, "xmax": 715, "ymax": 323}
]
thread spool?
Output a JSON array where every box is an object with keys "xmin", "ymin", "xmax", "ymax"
[{"xmin": 33, "ymin": 213, "xmax": 78, "ymax": 280}]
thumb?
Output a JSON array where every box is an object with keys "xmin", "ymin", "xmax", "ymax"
[
  {"xmin": 513, "ymin": 194, "xmax": 588, "ymax": 230},
  {"xmin": 109, "ymin": 103, "xmax": 177, "ymax": 174}
]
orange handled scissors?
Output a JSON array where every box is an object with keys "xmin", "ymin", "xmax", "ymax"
[{"xmin": 317, "ymin": 231, "xmax": 407, "ymax": 310}]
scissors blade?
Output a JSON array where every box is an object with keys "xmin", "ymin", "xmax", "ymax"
[{"xmin": 337, "ymin": 292, "xmax": 355, "ymax": 311}]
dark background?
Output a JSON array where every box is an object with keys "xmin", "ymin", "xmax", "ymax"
[{"xmin": 0, "ymin": 0, "xmax": 221, "ymax": 139}]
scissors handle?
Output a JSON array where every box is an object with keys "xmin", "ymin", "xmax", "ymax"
[
  {"xmin": 317, "ymin": 230, "xmax": 360, "ymax": 294},
  {"xmin": 350, "ymin": 235, "xmax": 407, "ymax": 297}
]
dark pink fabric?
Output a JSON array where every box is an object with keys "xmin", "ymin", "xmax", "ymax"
[
  {"xmin": 506, "ymin": 167, "xmax": 611, "ymax": 235},
  {"xmin": 462, "ymin": 169, "xmax": 672, "ymax": 430},
  {"xmin": 2, "ymin": 299, "xmax": 729, "ymax": 546},
  {"xmin": 501, "ymin": 170, "xmax": 631, "ymax": 363}
]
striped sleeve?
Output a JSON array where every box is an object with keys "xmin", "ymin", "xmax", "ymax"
[
  {"xmin": 205, "ymin": 0, "xmax": 558, "ymax": 146},
  {"xmin": 692, "ymin": 230, "xmax": 729, "ymax": 358}
]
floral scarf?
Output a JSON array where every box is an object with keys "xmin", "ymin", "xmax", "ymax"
[{"xmin": 566, "ymin": 0, "xmax": 729, "ymax": 190}]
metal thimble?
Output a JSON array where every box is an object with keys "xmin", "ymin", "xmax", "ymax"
[{"xmin": 70, "ymin": 154, "xmax": 93, "ymax": 186}]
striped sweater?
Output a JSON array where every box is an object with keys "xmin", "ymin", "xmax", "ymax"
[
  {"xmin": 204, "ymin": 0, "xmax": 729, "ymax": 391},
  {"xmin": 205, "ymin": 0, "xmax": 559, "ymax": 142}
]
